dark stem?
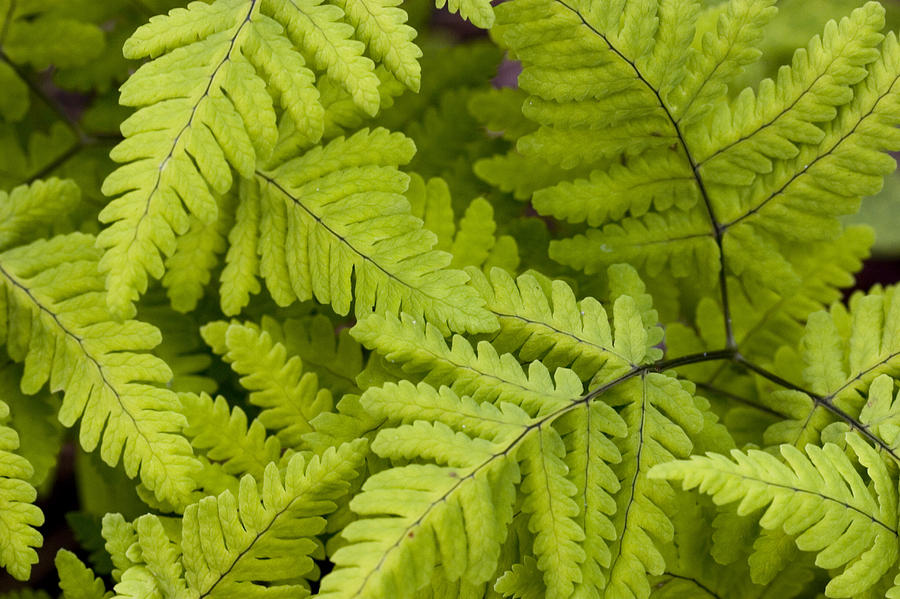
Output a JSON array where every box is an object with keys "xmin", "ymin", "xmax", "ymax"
[
  {"xmin": 553, "ymin": 0, "xmax": 735, "ymax": 349},
  {"xmin": 734, "ymin": 354, "xmax": 900, "ymax": 462}
]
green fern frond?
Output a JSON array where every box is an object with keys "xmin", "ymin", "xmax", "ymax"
[
  {"xmin": 55, "ymin": 550, "xmax": 110, "ymax": 599},
  {"xmin": 717, "ymin": 27, "xmax": 900, "ymax": 241},
  {"xmin": 436, "ymin": 0, "xmax": 494, "ymax": 29},
  {"xmin": 550, "ymin": 210, "xmax": 719, "ymax": 281},
  {"xmin": 179, "ymin": 392, "xmax": 282, "ymax": 487},
  {"xmin": 405, "ymin": 174, "xmax": 519, "ymax": 273},
  {"xmin": 450, "ymin": 198, "xmax": 501, "ymax": 269},
  {"xmin": 200, "ymin": 319, "xmax": 333, "ymax": 450},
  {"xmin": 519, "ymin": 425, "xmax": 585, "ymax": 599},
  {"xmin": 467, "ymin": 265, "xmax": 661, "ymax": 384},
  {"xmin": 488, "ymin": 0, "xmax": 900, "ymax": 317},
  {"xmin": 247, "ymin": 128, "xmax": 495, "ymax": 333},
  {"xmin": 670, "ymin": 0, "xmax": 777, "ymax": 126},
  {"xmin": 162, "ymin": 191, "xmax": 234, "ymax": 314},
  {"xmin": 97, "ymin": 0, "xmax": 501, "ymax": 315},
  {"xmin": 0, "ymin": 233, "xmax": 200, "ymax": 507},
  {"xmin": 330, "ymin": 0, "xmax": 421, "ymax": 91},
  {"xmin": 856, "ymin": 374, "xmax": 900, "ymax": 450},
  {"xmin": 406, "ymin": 174, "xmax": 456, "ymax": 252},
  {"xmin": 113, "ymin": 513, "xmax": 186, "ymax": 599},
  {"xmin": 179, "ymin": 441, "xmax": 366, "ymax": 598},
  {"xmin": 0, "ymin": 398, "xmax": 43, "ymax": 581},
  {"xmin": 556, "ymin": 402, "xmax": 626, "ymax": 597},
  {"xmin": 799, "ymin": 285, "xmax": 900, "ymax": 408},
  {"xmin": 206, "ymin": 314, "xmax": 365, "ymax": 396},
  {"xmin": 265, "ymin": 314, "xmax": 364, "ymax": 396},
  {"xmin": 494, "ymin": 556, "xmax": 545, "ymax": 599},
  {"xmin": 602, "ymin": 373, "xmax": 704, "ymax": 599},
  {"xmin": 101, "ymin": 513, "xmax": 138, "ymax": 583},
  {"xmin": 0, "ymin": 179, "xmax": 82, "ymax": 251},
  {"xmin": 475, "ymin": 152, "xmax": 589, "ymax": 202},
  {"xmin": 361, "ymin": 380, "xmax": 532, "ymax": 442},
  {"xmin": 352, "ymin": 312, "xmax": 584, "ymax": 416},
  {"xmin": 98, "ymin": 0, "xmax": 316, "ymax": 315},
  {"xmin": 532, "ymin": 150, "xmax": 699, "ymax": 227},
  {"xmin": 318, "ymin": 386, "xmax": 522, "ymax": 598},
  {"xmin": 694, "ymin": 2, "xmax": 885, "ymax": 186},
  {"xmin": 468, "ymin": 87, "xmax": 537, "ymax": 143},
  {"xmin": 652, "ymin": 435, "xmax": 899, "ymax": 597}
]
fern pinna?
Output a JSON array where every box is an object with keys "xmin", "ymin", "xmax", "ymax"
[{"xmin": 4, "ymin": 0, "xmax": 900, "ymax": 598}]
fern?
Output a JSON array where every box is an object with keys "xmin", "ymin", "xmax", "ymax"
[
  {"xmin": 0, "ymin": 233, "xmax": 199, "ymax": 507},
  {"xmin": 0, "ymin": 397, "xmax": 42, "ymax": 581},
  {"xmin": 95, "ymin": 0, "xmax": 497, "ymax": 316},
  {"xmin": 8, "ymin": 1, "xmax": 900, "ymax": 598}
]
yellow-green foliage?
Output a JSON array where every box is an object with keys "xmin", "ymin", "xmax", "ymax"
[{"xmin": 4, "ymin": 1, "xmax": 900, "ymax": 598}]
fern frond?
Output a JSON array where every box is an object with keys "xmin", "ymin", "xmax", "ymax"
[
  {"xmin": 533, "ymin": 150, "xmax": 699, "ymax": 227},
  {"xmin": 406, "ymin": 174, "xmax": 455, "ymax": 252},
  {"xmin": 330, "ymin": 0, "xmax": 421, "ymax": 90},
  {"xmin": 486, "ymin": 0, "xmax": 900, "ymax": 321},
  {"xmin": 603, "ymin": 373, "xmax": 704, "ymax": 599},
  {"xmin": 474, "ymin": 152, "xmax": 589, "ymax": 202},
  {"xmin": 715, "ymin": 30, "xmax": 900, "ymax": 281},
  {"xmin": 200, "ymin": 319, "xmax": 333, "ymax": 450},
  {"xmin": 550, "ymin": 210, "xmax": 718, "ymax": 281},
  {"xmin": 101, "ymin": 0, "xmax": 439, "ymax": 315},
  {"xmin": 181, "ymin": 441, "xmax": 366, "ymax": 597},
  {"xmin": 801, "ymin": 285, "xmax": 900, "ymax": 406},
  {"xmin": 518, "ymin": 425, "xmax": 585, "ymax": 599},
  {"xmin": 468, "ymin": 265, "xmax": 661, "ymax": 384},
  {"xmin": 319, "ymin": 385, "xmax": 523, "ymax": 598},
  {"xmin": 450, "ymin": 198, "xmax": 500, "ymax": 269},
  {"xmin": 670, "ymin": 0, "xmax": 777, "ymax": 126},
  {"xmin": 492, "ymin": 0, "xmax": 682, "ymax": 169},
  {"xmin": 162, "ymin": 191, "xmax": 234, "ymax": 313},
  {"xmin": 352, "ymin": 312, "xmax": 584, "ymax": 416},
  {"xmin": 305, "ymin": 393, "xmax": 385, "ymax": 455},
  {"xmin": 101, "ymin": 513, "xmax": 138, "ymax": 583},
  {"xmin": 436, "ymin": 0, "xmax": 494, "ymax": 29},
  {"xmin": 857, "ymin": 374, "xmax": 900, "ymax": 450},
  {"xmin": 556, "ymin": 402, "xmax": 625, "ymax": 597},
  {"xmin": 0, "ymin": 179, "xmax": 82, "ymax": 251},
  {"xmin": 113, "ymin": 513, "xmax": 187, "ymax": 599},
  {"xmin": 248, "ymin": 128, "xmax": 495, "ymax": 333},
  {"xmin": 652, "ymin": 435, "xmax": 899, "ymax": 597},
  {"xmin": 694, "ymin": 2, "xmax": 886, "ymax": 185},
  {"xmin": 55, "ymin": 549, "xmax": 109, "ymax": 599},
  {"xmin": 362, "ymin": 380, "xmax": 532, "ymax": 444},
  {"xmin": 405, "ymin": 175, "xmax": 518, "ymax": 272},
  {"xmin": 0, "ymin": 233, "xmax": 199, "ymax": 507},
  {"xmin": 494, "ymin": 556, "xmax": 545, "ymax": 599},
  {"xmin": 206, "ymin": 314, "xmax": 365, "ymax": 396},
  {"xmin": 269, "ymin": 314, "xmax": 364, "ymax": 396},
  {"xmin": 0, "ymin": 399, "xmax": 43, "ymax": 581},
  {"xmin": 179, "ymin": 392, "xmax": 281, "ymax": 486}
]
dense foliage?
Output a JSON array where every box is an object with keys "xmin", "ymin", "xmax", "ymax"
[{"xmin": 4, "ymin": 0, "xmax": 900, "ymax": 597}]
